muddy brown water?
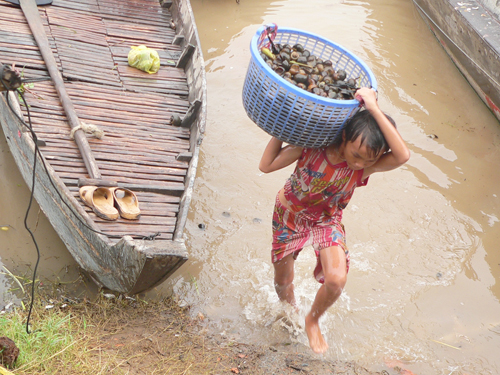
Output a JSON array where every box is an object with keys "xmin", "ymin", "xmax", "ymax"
[{"xmin": 2, "ymin": 0, "xmax": 500, "ymax": 373}]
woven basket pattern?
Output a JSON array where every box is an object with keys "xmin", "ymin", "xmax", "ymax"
[{"xmin": 242, "ymin": 26, "xmax": 377, "ymax": 148}]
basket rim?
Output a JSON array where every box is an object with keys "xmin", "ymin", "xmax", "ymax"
[{"xmin": 250, "ymin": 25, "xmax": 378, "ymax": 106}]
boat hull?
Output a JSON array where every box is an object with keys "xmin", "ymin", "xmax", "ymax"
[
  {"xmin": 0, "ymin": 0, "xmax": 206, "ymax": 294},
  {"xmin": 0, "ymin": 92, "xmax": 188, "ymax": 294}
]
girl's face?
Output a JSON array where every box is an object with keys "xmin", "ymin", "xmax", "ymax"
[{"xmin": 341, "ymin": 136, "xmax": 382, "ymax": 170}]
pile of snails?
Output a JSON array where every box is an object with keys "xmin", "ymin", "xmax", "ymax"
[{"xmin": 260, "ymin": 43, "xmax": 360, "ymax": 100}]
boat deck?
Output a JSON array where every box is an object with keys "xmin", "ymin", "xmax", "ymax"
[{"xmin": 0, "ymin": 0, "xmax": 192, "ymax": 242}]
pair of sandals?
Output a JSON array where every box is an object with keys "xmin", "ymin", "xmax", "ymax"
[{"xmin": 79, "ymin": 186, "xmax": 140, "ymax": 221}]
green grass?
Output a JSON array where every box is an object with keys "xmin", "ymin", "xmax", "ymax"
[
  {"xmin": 0, "ymin": 307, "xmax": 83, "ymax": 373},
  {"xmin": 0, "ymin": 288, "xmax": 241, "ymax": 375}
]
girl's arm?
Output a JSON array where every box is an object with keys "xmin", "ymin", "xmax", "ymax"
[
  {"xmin": 357, "ymin": 88, "xmax": 410, "ymax": 178},
  {"xmin": 259, "ymin": 137, "xmax": 303, "ymax": 173}
]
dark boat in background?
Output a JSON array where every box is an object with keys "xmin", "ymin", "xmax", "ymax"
[
  {"xmin": 413, "ymin": 0, "xmax": 500, "ymax": 121},
  {"xmin": 0, "ymin": 0, "xmax": 206, "ymax": 294}
]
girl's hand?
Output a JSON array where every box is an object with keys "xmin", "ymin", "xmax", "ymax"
[
  {"xmin": 355, "ymin": 87, "xmax": 378, "ymax": 112},
  {"xmin": 357, "ymin": 88, "xmax": 411, "ymax": 179}
]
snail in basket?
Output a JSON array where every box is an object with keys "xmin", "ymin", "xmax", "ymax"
[{"xmin": 260, "ymin": 43, "xmax": 359, "ymax": 100}]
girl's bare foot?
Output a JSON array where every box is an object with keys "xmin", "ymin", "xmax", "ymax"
[{"xmin": 305, "ymin": 313, "xmax": 328, "ymax": 353}]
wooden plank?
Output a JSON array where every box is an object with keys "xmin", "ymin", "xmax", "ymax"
[
  {"xmin": 51, "ymin": 29, "xmax": 110, "ymax": 47},
  {"xmin": 33, "ymin": 127, "xmax": 189, "ymax": 148},
  {"xmin": 63, "ymin": 174, "xmax": 185, "ymax": 187},
  {"xmin": 32, "ymin": 122, "xmax": 191, "ymax": 140},
  {"xmin": 110, "ymin": 45, "xmax": 182, "ymax": 59},
  {"xmin": 97, "ymin": 160, "xmax": 186, "ymax": 175},
  {"xmin": 43, "ymin": 150, "xmax": 188, "ymax": 169},
  {"xmin": 65, "ymin": 82, "xmax": 189, "ymax": 105},
  {"xmin": 54, "ymin": 38, "xmax": 114, "ymax": 53},
  {"xmin": 44, "ymin": 136, "xmax": 190, "ymax": 155},
  {"xmin": 176, "ymin": 44, "xmax": 195, "ymax": 69},
  {"xmin": 55, "ymin": 167, "xmax": 184, "ymax": 186},
  {"xmin": 66, "ymin": 84, "xmax": 189, "ymax": 106},
  {"xmin": 105, "ymin": 28, "xmax": 172, "ymax": 44},
  {"xmin": 56, "ymin": 168, "xmax": 186, "ymax": 183},
  {"xmin": 96, "ymin": 4, "xmax": 168, "ymax": 21},
  {"xmin": 103, "ymin": 21, "xmax": 175, "ymax": 36},
  {"xmin": 121, "ymin": 84, "xmax": 188, "ymax": 96},
  {"xmin": 75, "ymin": 178, "xmax": 185, "ymax": 197},
  {"xmin": 76, "ymin": 201, "xmax": 180, "ymax": 216},
  {"xmin": 41, "ymin": 155, "xmax": 84, "ymax": 164},
  {"xmin": 75, "ymin": 202, "xmax": 178, "ymax": 225},
  {"xmin": 35, "ymin": 129, "xmax": 190, "ymax": 147},
  {"xmin": 55, "ymin": 52, "xmax": 115, "ymax": 66},
  {"xmin": 53, "ymin": 113, "xmax": 189, "ymax": 132},
  {"xmin": 47, "ymin": 7, "xmax": 106, "ymax": 30},
  {"xmin": 66, "ymin": 89, "xmax": 189, "ymax": 108},
  {"xmin": 106, "ymin": 233, "xmax": 173, "ymax": 240},
  {"xmin": 48, "ymin": 16, "xmax": 106, "ymax": 33},
  {"xmin": 61, "ymin": 72, "xmax": 123, "ymax": 87},
  {"xmin": 64, "ymin": 164, "xmax": 187, "ymax": 180},
  {"xmin": 61, "ymin": 97, "xmax": 188, "ymax": 116},
  {"xmin": 51, "ymin": 0, "xmax": 100, "ymax": 14},
  {"xmin": 0, "ymin": 38, "xmax": 41, "ymax": 49},
  {"xmin": 117, "ymin": 64, "xmax": 187, "ymax": 80},
  {"xmin": 67, "ymin": 188, "xmax": 182, "ymax": 204},
  {"xmin": 68, "ymin": 100, "xmax": 175, "ymax": 120},
  {"xmin": 58, "ymin": 62, "xmax": 119, "ymax": 80},
  {"xmin": 99, "ymin": 222, "xmax": 176, "ymax": 231}
]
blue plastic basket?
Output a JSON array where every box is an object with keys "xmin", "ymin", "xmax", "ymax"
[{"xmin": 242, "ymin": 25, "xmax": 378, "ymax": 148}]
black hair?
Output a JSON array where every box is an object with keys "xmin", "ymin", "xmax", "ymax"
[{"xmin": 331, "ymin": 109, "xmax": 396, "ymax": 158}]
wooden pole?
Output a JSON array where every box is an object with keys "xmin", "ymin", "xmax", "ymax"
[{"xmin": 19, "ymin": 0, "xmax": 101, "ymax": 179}]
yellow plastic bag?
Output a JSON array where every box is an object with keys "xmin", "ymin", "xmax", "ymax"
[{"xmin": 128, "ymin": 45, "xmax": 160, "ymax": 74}]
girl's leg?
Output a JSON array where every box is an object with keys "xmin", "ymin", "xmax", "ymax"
[
  {"xmin": 305, "ymin": 245, "xmax": 347, "ymax": 353},
  {"xmin": 273, "ymin": 253, "xmax": 297, "ymax": 307}
]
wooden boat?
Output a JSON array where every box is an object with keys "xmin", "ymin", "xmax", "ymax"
[
  {"xmin": 0, "ymin": 0, "xmax": 206, "ymax": 294},
  {"xmin": 412, "ymin": 0, "xmax": 500, "ymax": 121}
]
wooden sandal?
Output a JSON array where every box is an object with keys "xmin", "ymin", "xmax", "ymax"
[
  {"xmin": 110, "ymin": 187, "xmax": 141, "ymax": 220},
  {"xmin": 79, "ymin": 186, "xmax": 119, "ymax": 221}
]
